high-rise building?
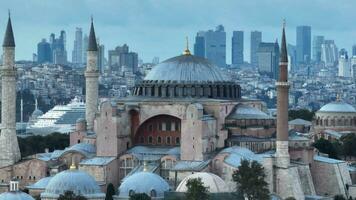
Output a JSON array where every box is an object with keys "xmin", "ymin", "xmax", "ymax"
[
  {"xmin": 257, "ymin": 41, "xmax": 280, "ymax": 79},
  {"xmin": 194, "ymin": 33, "xmax": 205, "ymax": 58},
  {"xmin": 83, "ymin": 34, "xmax": 88, "ymax": 64},
  {"xmin": 338, "ymin": 49, "xmax": 351, "ymax": 77},
  {"xmin": 296, "ymin": 26, "xmax": 311, "ymax": 64},
  {"xmin": 108, "ymin": 44, "xmax": 138, "ymax": 72},
  {"xmin": 194, "ymin": 25, "xmax": 226, "ymax": 67},
  {"xmin": 97, "ymin": 43, "xmax": 105, "ymax": 73},
  {"xmin": 352, "ymin": 44, "xmax": 356, "ymax": 56},
  {"xmin": 72, "ymin": 27, "xmax": 83, "ymax": 65},
  {"xmin": 37, "ymin": 39, "xmax": 51, "ymax": 63},
  {"xmin": 287, "ymin": 44, "xmax": 296, "ymax": 72},
  {"xmin": 351, "ymin": 56, "xmax": 356, "ymax": 79},
  {"xmin": 50, "ymin": 30, "xmax": 67, "ymax": 65},
  {"xmin": 250, "ymin": 31, "xmax": 262, "ymax": 66},
  {"xmin": 312, "ymin": 35, "xmax": 324, "ymax": 62},
  {"xmin": 321, "ymin": 40, "xmax": 338, "ymax": 67},
  {"xmin": 231, "ymin": 31, "xmax": 244, "ymax": 67}
]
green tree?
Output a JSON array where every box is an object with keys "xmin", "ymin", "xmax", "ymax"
[
  {"xmin": 288, "ymin": 109, "xmax": 315, "ymax": 121},
  {"xmin": 232, "ymin": 159, "xmax": 270, "ymax": 200},
  {"xmin": 58, "ymin": 191, "xmax": 87, "ymax": 200},
  {"xmin": 340, "ymin": 133, "xmax": 356, "ymax": 159},
  {"xmin": 285, "ymin": 197, "xmax": 296, "ymax": 200},
  {"xmin": 129, "ymin": 193, "xmax": 151, "ymax": 200},
  {"xmin": 312, "ymin": 138, "xmax": 339, "ymax": 159},
  {"xmin": 333, "ymin": 194, "xmax": 346, "ymax": 200},
  {"xmin": 105, "ymin": 183, "xmax": 115, "ymax": 200},
  {"xmin": 185, "ymin": 177, "xmax": 209, "ymax": 200}
]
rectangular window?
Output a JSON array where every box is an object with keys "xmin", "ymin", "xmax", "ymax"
[{"xmin": 171, "ymin": 122, "xmax": 176, "ymax": 131}]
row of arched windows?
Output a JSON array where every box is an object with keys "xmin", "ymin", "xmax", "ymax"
[
  {"xmin": 139, "ymin": 136, "xmax": 180, "ymax": 145},
  {"xmin": 315, "ymin": 117, "xmax": 356, "ymax": 126}
]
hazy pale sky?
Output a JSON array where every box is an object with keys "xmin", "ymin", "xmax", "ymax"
[{"xmin": 0, "ymin": 0, "xmax": 355, "ymax": 63}]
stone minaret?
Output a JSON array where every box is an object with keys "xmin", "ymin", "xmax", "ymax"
[
  {"xmin": 85, "ymin": 18, "xmax": 99, "ymax": 131},
  {"xmin": 275, "ymin": 22, "xmax": 290, "ymax": 168},
  {"xmin": 0, "ymin": 14, "xmax": 21, "ymax": 167}
]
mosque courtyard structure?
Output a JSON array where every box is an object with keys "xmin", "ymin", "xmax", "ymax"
[{"xmin": 0, "ymin": 15, "xmax": 354, "ymax": 200}]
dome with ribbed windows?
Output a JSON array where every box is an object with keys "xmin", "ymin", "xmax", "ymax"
[{"xmin": 133, "ymin": 54, "xmax": 241, "ymax": 100}]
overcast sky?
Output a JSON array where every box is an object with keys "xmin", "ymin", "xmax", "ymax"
[{"xmin": 0, "ymin": 0, "xmax": 355, "ymax": 63}]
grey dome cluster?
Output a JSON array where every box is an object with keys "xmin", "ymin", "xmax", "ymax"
[{"xmin": 133, "ymin": 54, "xmax": 241, "ymax": 99}]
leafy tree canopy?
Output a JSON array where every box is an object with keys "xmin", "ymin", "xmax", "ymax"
[{"xmin": 185, "ymin": 177, "xmax": 209, "ymax": 200}]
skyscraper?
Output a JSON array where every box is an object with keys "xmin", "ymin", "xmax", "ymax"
[
  {"xmin": 82, "ymin": 34, "xmax": 88, "ymax": 64},
  {"xmin": 287, "ymin": 44, "xmax": 296, "ymax": 72},
  {"xmin": 231, "ymin": 31, "xmax": 244, "ymax": 67},
  {"xmin": 194, "ymin": 33, "xmax": 205, "ymax": 58},
  {"xmin": 250, "ymin": 31, "xmax": 262, "ymax": 66},
  {"xmin": 312, "ymin": 35, "xmax": 324, "ymax": 62},
  {"xmin": 72, "ymin": 27, "xmax": 83, "ymax": 65},
  {"xmin": 257, "ymin": 41, "xmax": 280, "ymax": 79},
  {"xmin": 352, "ymin": 44, "xmax": 356, "ymax": 56},
  {"xmin": 37, "ymin": 39, "xmax": 51, "ymax": 63},
  {"xmin": 50, "ymin": 30, "xmax": 67, "ymax": 64},
  {"xmin": 97, "ymin": 43, "xmax": 105, "ymax": 73},
  {"xmin": 296, "ymin": 26, "xmax": 311, "ymax": 64},
  {"xmin": 194, "ymin": 25, "xmax": 226, "ymax": 67},
  {"xmin": 338, "ymin": 49, "xmax": 351, "ymax": 77},
  {"xmin": 321, "ymin": 40, "xmax": 338, "ymax": 67},
  {"xmin": 108, "ymin": 44, "xmax": 138, "ymax": 72}
]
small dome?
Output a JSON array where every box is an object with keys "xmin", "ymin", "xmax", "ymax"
[
  {"xmin": 118, "ymin": 172, "xmax": 169, "ymax": 199},
  {"xmin": 41, "ymin": 169, "xmax": 104, "ymax": 198},
  {"xmin": 26, "ymin": 176, "xmax": 53, "ymax": 190},
  {"xmin": 31, "ymin": 109, "xmax": 43, "ymax": 118},
  {"xmin": 227, "ymin": 104, "xmax": 273, "ymax": 120},
  {"xmin": 176, "ymin": 172, "xmax": 229, "ymax": 193},
  {"xmin": 144, "ymin": 54, "xmax": 228, "ymax": 83},
  {"xmin": 0, "ymin": 192, "xmax": 35, "ymax": 200},
  {"xmin": 319, "ymin": 101, "xmax": 356, "ymax": 113}
]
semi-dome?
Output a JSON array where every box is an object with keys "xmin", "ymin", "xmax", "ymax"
[
  {"xmin": 41, "ymin": 169, "xmax": 105, "ymax": 199},
  {"xmin": 318, "ymin": 101, "xmax": 356, "ymax": 113},
  {"xmin": 176, "ymin": 172, "xmax": 230, "ymax": 193},
  {"xmin": 0, "ymin": 192, "xmax": 35, "ymax": 200},
  {"xmin": 118, "ymin": 172, "xmax": 169, "ymax": 199},
  {"xmin": 227, "ymin": 104, "xmax": 273, "ymax": 120},
  {"xmin": 144, "ymin": 55, "xmax": 227, "ymax": 82},
  {"xmin": 133, "ymin": 53, "xmax": 241, "ymax": 100}
]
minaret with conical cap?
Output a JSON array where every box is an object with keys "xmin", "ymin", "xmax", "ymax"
[
  {"xmin": 0, "ymin": 13, "xmax": 21, "ymax": 167},
  {"xmin": 85, "ymin": 17, "xmax": 99, "ymax": 131},
  {"xmin": 275, "ymin": 20, "xmax": 290, "ymax": 168}
]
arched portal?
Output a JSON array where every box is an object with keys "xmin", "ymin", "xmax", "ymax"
[{"xmin": 134, "ymin": 115, "xmax": 181, "ymax": 146}]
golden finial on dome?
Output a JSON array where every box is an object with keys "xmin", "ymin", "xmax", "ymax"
[
  {"xmin": 143, "ymin": 160, "xmax": 148, "ymax": 172},
  {"xmin": 183, "ymin": 36, "xmax": 191, "ymax": 55}
]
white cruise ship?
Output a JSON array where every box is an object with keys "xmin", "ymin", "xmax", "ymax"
[{"xmin": 26, "ymin": 97, "xmax": 85, "ymax": 136}]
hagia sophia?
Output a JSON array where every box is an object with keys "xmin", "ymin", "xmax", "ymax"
[{"xmin": 0, "ymin": 15, "xmax": 355, "ymax": 200}]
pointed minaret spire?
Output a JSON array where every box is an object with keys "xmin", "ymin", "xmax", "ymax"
[
  {"xmin": 280, "ymin": 19, "xmax": 288, "ymax": 63},
  {"xmin": 87, "ymin": 16, "xmax": 98, "ymax": 51},
  {"xmin": 3, "ymin": 10, "xmax": 15, "ymax": 47}
]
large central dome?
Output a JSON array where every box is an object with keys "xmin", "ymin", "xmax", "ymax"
[
  {"xmin": 144, "ymin": 55, "xmax": 227, "ymax": 82},
  {"xmin": 133, "ymin": 53, "xmax": 241, "ymax": 100}
]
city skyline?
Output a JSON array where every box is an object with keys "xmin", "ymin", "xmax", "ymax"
[{"xmin": 0, "ymin": 0, "xmax": 356, "ymax": 63}]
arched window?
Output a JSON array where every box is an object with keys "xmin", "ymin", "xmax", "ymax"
[
  {"xmin": 166, "ymin": 137, "xmax": 171, "ymax": 144},
  {"xmin": 157, "ymin": 136, "xmax": 162, "ymax": 144},
  {"xmin": 140, "ymin": 136, "xmax": 144, "ymax": 143},
  {"xmin": 148, "ymin": 136, "xmax": 153, "ymax": 144},
  {"xmin": 150, "ymin": 189, "xmax": 157, "ymax": 197},
  {"xmin": 175, "ymin": 137, "xmax": 180, "ymax": 145},
  {"xmin": 77, "ymin": 139, "xmax": 81, "ymax": 144}
]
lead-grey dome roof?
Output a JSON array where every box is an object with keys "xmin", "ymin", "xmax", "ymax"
[
  {"xmin": 318, "ymin": 101, "xmax": 356, "ymax": 113},
  {"xmin": 0, "ymin": 192, "xmax": 35, "ymax": 200},
  {"xmin": 144, "ymin": 54, "xmax": 228, "ymax": 82},
  {"xmin": 118, "ymin": 172, "xmax": 169, "ymax": 198},
  {"xmin": 41, "ymin": 169, "xmax": 105, "ymax": 198}
]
